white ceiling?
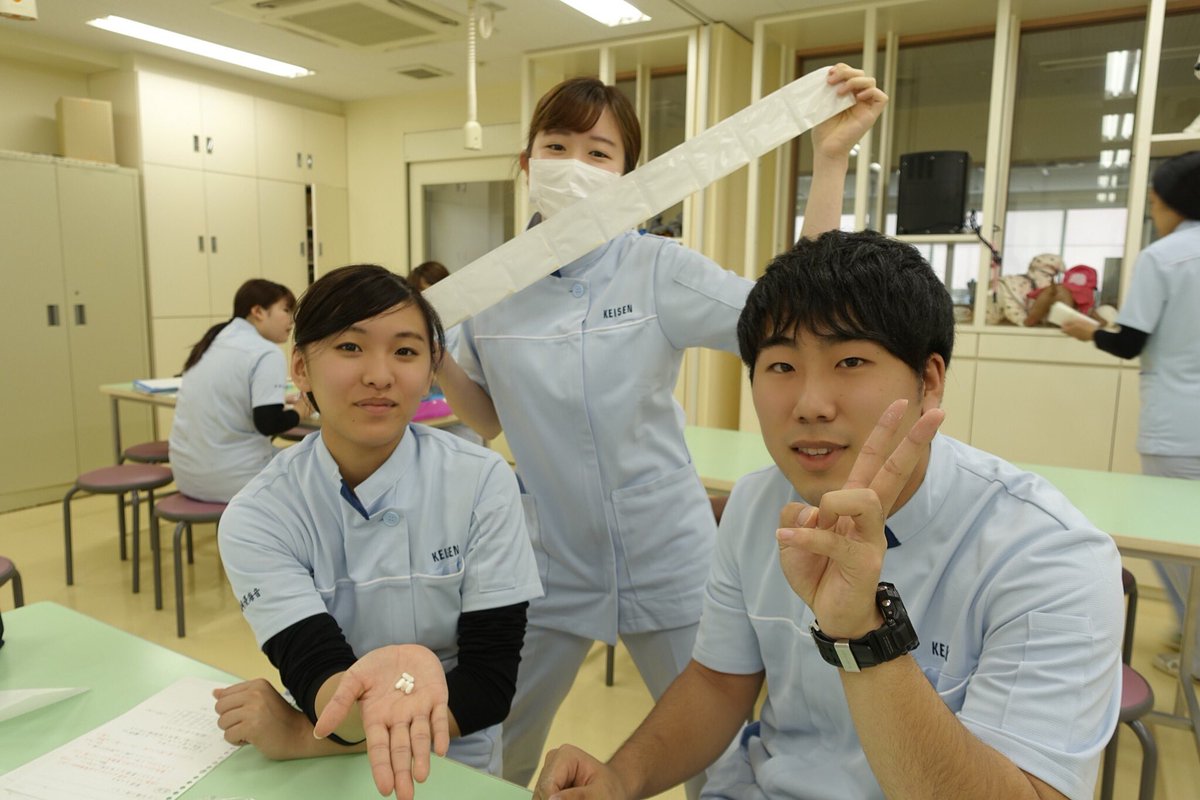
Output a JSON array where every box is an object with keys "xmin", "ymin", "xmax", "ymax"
[{"xmin": 0, "ymin": 0, "xmax": 845, "ymax": 102}]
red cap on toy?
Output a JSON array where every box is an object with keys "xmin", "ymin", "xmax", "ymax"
[{"xmin": 1062, "ymin": 265, "xmax": 1097, "ymax": 314}]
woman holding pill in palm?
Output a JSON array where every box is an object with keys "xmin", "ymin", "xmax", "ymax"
[{"xmin": 213, "ymin": 264, "xmax": 543, "ymax": 799}]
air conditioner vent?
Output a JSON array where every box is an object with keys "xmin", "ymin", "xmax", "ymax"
[
  {"xmin": 395, "ymin": 63, "xmax": 450, "ymax": 79},
  {"xmin": 216, "ymin": 0, "xmax": 463, "ymax": 51}
]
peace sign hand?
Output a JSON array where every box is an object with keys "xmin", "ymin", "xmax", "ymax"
[{"xmin": 776, "ymin": 399, "xmax": 944, "ymax": 638}]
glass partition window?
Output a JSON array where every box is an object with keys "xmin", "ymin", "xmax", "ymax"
[
  {"xmin": 1002, "ymin": 17, "xmax": 1145, "ymax": 295},
  {"xmin": 618, "ymin": 71, "xmax": 687, "ymax": 236},
  {"xmin": 1153, "ymin": 10, "xmax": 1200, "ymax": 135},
  {"xmin": 794, "ymin": 53, "xmax": 862, "ymax": 237}
]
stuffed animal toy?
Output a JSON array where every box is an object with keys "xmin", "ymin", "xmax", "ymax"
[{"xmin": 986, "ymin": 253, "xmax": 1064, "ymax": 325}]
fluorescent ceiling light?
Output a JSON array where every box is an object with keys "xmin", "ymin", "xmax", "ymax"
[
  {"xmin": 86, "ymin": 15, "xmax": 313, "ymax": 79},
  {"xmin": 556, "ymin": 0, "xmax": 650, "ymax": 27}
]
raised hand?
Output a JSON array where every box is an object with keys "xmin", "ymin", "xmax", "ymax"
[
  {"xmin": 812, "ymin": 63, "xmax": 889, "ymax": 164},
  {"xmin": 776, "ymin": 399, "xmax": 944, "ymax": 638},
  {"xmin": 313, "ymin": 644, "xmax": 451, "ymax": 799}
]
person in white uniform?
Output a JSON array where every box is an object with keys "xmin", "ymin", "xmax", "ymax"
[
  {"xmin": 533, "ymin": 230, "xmax": 1123, "ymax": 800},
  {"xmin": 1062, "ymin": 150, "xmax": 1200, "ymax": 680},
  {"xmin": 213, "ymin": 265, "xmax": 543, "ymax": 800},
  {"xmin": 169, "ymin": 278, "xmax": 311, "ymax": 503},
  {"xmin": 434, "ymin": 64, "xmax": 888, "ymax": 792}
]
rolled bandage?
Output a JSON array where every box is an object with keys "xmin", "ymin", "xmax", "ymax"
[{"xmin": 424, "ymin": 66, "xmax": 855, "ymax": 329}]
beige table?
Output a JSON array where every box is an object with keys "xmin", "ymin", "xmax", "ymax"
[{"xmin": 684, "ymin": 425, "xmax": 1200, "ymax": 756}]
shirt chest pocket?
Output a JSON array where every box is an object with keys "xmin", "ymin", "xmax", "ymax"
[{"xmin": 411, "ymin": 563, "xmax": 466, "ymax": 655}]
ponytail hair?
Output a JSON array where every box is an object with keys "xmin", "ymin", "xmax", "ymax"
[{"xmin": 182, "ymin": 278, "xmax": 296, "ymax": 372}]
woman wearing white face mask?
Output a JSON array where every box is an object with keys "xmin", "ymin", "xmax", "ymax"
[{"xmin": 435, "ymin": 66, "xmax": 888, "ymax": 794}]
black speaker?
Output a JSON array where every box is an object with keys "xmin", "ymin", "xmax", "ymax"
[{"xmin": 897, "ymin": 151, "xmax": 969, "ymax": 235}]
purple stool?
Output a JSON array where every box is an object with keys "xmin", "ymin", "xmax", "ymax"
[
  {"xmin": 275, "ymin": 423, "xmax": 319, "ymax": 443},
  {"xmin": 0, "ymin": 556, "xmax": 24, "ymax": 607},
  {"xmin": 123, "ymin": 440, "xmax": 170, "ymax": 464},
  {"xmin": 1099, "ymin": 568, "xmax": 1157, "ymax": 800},
  {"xmin": 63, "ymin": 464, "xmax": 173, "ymax": 593},
  {"xmin": 152, "ymin": 493, "xmax": 226, "ymax": 637}
]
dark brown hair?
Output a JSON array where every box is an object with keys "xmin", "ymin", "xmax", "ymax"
[
  {"xmin": 409, "ymin": 260, "xmax": 450, "ymax": 290},
  {"xmin": 183, "ymin": 279, "xmax": 296, "ymax": 372},
  {"xmin": 525, "ymin": 77, "xmax": 641, "ymax": 174},
  {"xmin": 293, "ymin": 264, "xmax": 444, "ymax": 370}
]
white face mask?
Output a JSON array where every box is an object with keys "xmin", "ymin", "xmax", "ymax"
[{"xmin": 527, "ymin": 158, "xmax": 620, "ymax": 221}]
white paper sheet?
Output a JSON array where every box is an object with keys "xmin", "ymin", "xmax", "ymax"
[
  {"xmin": 424, "ymin": 66, "xmax": 855, "ymax": 329},
  {"xmin": 0, "ymin": 688, "xmax": 87, "ymax": 723},
  {"xmin": 0, "ymin": 677, "xmax": 239, "ymax": 800}
]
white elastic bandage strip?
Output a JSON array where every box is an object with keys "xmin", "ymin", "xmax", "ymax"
[{"xmin": 424, "ymin": 67, "xmax": 855, "ymax": 328}]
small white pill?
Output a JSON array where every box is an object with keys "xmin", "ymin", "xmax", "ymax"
[
  {"xmin": 403, "ymin": 683, "xmax": 414, "ymax": 695},
  {"xmin": 395, "ymin": 678, "xmax": 406, "ymax": 690},
  {"xmin": 402, "ymin": 672, "xmax": 414, "ymax": 682}
]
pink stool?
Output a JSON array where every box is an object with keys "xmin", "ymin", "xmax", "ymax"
[
  {"xmin": 275, "ymin": 423, "xmax": 319, "ymax": 443},
  {"xmin": 123, "ymin": 440, "xmax": 170, "ymax": 464},
  {"xmin": 0, "ymin": 556, "xmax": 23, "ymax": 607},
  {"xmin": 152, "ymin": 493, "xmax": 226, "ymax": 637},
  {"xmin": 63, "ymin": 464, "xmax": 173, "ymax": 593}
]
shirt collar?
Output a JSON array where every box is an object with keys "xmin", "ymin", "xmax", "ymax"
[
  {"xmin": 882, "ymin": 434, "xmax": 953, "ymax": 546},
  {"xmin": 314, "ymin": 427, "xmax": 417, "ymax": 518},
  {"xmin": 527, "ymin": 214, "xmax": 620, "ymax": 279}
]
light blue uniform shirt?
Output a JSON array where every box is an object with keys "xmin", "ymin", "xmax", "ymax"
[
  {"xmin": 694, "ymin": 435, "xmax": 1123, "ymax": 800},
  {"xmin": 169, "ymin": 317, "xmax": 286, "ymax": 502},
  {"xmin": 455, "ymin": 231, "xmax": 752, "ymax": 643},
  {"xmin": 219, "ymin": 425, "xmax": 543, "ymax": 770},
  {"xmin": 1117, "ymin": 219, "xmax": 1200, "ymax": 456}
]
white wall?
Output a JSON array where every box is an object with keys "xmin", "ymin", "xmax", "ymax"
[{"xmin": 344, "ymin": 80, "xmax": 522, "ymax": 268}]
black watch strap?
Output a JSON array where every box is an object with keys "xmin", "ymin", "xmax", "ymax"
[{"xmin": 810, "ymin": 582, "xmax": 919, "ymax": 672}]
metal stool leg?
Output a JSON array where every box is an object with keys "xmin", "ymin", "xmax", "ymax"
[
  {"xmin": 605, "ymin": 644, "xmax": 615, "ymax": 687},
  {"xmin": 117, "ymin": 493, "xmax": 128, "ymax": 561},
  {"xmin": 1129, "ymin": 719, "xmax": 1157, "ymax": 800},
  {"xmin": 62, "ymin": 485, "xmax": 81, "ymax": 585},
  {"xmin": 130, "ymin": 489, "xmax": 141, "ymax": 594},
  {"xmin": 1099, "ymin": 726, "xmax": 1119, "ymax": 800},
  {"xmin": 186, "ymin": 524, "xmax": 194, "ymax": 565},
  {"xmin": 9, "ymin": 567, "xmax": 23, "ymax": 607},
  {"xmin": 174, "ymin": 520, "xmax": 189, "ymax": 637},
  {"xmin": 152, "ymin": 509, "xmax": 164, "ymax": 611}
]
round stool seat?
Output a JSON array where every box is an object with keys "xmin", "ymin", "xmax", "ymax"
[
  {"xmin": 1120, "ymin": 663, "xmax": 1155, "ymax": 721},
  {"xmin": 277, "ymin": 424, "xmax": 318, "ymax": 442},
  {"xmin": 77, "ymin": 464, "xmax": 173, "ymax": 493},
  {"xmin": 155, "ymin": 493, "xmax": 227, "ymax": 523},
  {"xmin": 124, "ymin": 440, "xmax": 170, "ymax": 464},
  {"xmin": 0, "ymin": 556, "xmax": 16, "ymax": 580}
]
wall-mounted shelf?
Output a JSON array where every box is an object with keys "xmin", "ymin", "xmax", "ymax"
[{"xmin": 1149, "ymin": 132, "xmax": 1200, "ymax": 158}]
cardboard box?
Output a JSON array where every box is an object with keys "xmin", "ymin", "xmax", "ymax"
[{"xmin": 56, "ymin": 97, "xmax": 116, "ymax": 163}]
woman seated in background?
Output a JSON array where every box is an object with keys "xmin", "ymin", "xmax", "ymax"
[{"xmin": 169, "ymin": 278, "xmax": 312, "ymax": 503}]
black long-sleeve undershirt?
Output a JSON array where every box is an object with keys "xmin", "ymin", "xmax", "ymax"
[
  {"xmin": 1093, "ymin": 325, "xmax": 1150, "ymax": 360},
  {"xmin": 262, "ymin": 602, "xmax": 528, "ymax": 742},
  {"xmin": 252, "ymin": 403, "xmax": 300, "ymax": 437}
]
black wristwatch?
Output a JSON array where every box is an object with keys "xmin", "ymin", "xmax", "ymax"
[{"xmin": 811, "ymin": 582, "xmax": 918, "ymax": 672}]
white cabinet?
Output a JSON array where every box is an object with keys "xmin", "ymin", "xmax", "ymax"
[
  {"xmin": 0, "ymin": 153, "xmax": 153, "ymax": 510},
  {"xmin": 257, "ymin": 179, "xmax": 309, "ymax": 293},
  {"xmin": 138, "ymin": 73, "xmax": 257, "ymax": 176},
  {"xmin": 255, "ymin": 99, "xmax": 346, "ymax": 187},
  {"xmin": 142, "ymin": 165, "xmax": 260, "ymax": 317},
  {"xmin": 312, "ymin": 184, "xmax": 350, "ymax": 276}
]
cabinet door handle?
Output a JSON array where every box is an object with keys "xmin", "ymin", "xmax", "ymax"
[
  {"xmin": 211, "ymin": 236, "xmax": 218, "ymax": 254},
  {"xmin": 206, "ymin": 137, "xmax": 214, "ymax": 155},
  {"xmin": 307, "ymin": 153, "xmax": 314, "ymax": 169},
  {"xmin": 47, "ymin": 305, "xmax": 60, "ymax": 327},
  {"xmin": 300, "ymin": 241, "xmax": 306, "ymax": 256},
  {"xmin": 74, "ymin": 304, "xmax": 87, "ymax": 326},
  {"xmin": 198, "ymin": 235, "xmax": 205, "ymax": 253},
  {"xmin": 318, "ymin": 242, "xmax": 323, "ymax": 257},
  {"xmin": 193, "ymin": 135, "xmax": 200, "ymax": 152},
  {"xmin": 296, "ymin": 152, "xmax": 303, "ymax": 167}
]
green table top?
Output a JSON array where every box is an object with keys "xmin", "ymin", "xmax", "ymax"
[
  {"xmin": 0, "ymin": 603, "xmax": 530, "ymax": 799},
  {"xmin": 684, "ymin": 426, "xmax": 1200, "ymax": 563}
]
